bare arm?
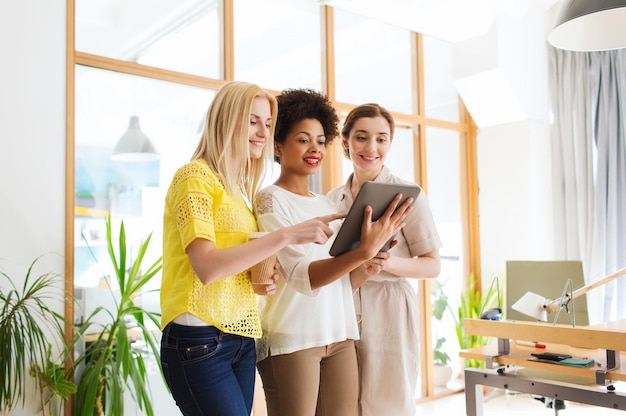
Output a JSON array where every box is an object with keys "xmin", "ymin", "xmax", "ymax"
[
  {"xmin": 308, "ymin": 194, "xmax": 413, "ymax": 291},
  {"xmin": 382, "ymin": 249, "xmax": 441, "ymax": 280},
  {"xmin": 187, "ymin": 213, "xmax": 344, "ymax": 285},
  {"xmin": 350, "ymin": 250, "xmax": 391, "ymax": 289}
]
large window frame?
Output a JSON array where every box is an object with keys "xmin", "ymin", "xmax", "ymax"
[{"xmin": 65, "ymin": 0, "xmax": 480, "ymax": 412}]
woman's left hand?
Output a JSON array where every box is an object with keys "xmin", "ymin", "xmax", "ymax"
[
  {"xmin": 364, "ymin": 239, "xmax": 397, "ymax": 274},
  {"xmin": 251, "ymin": 264, "xmax": 280, "ymax": 295},
  {"xmin": 364, "ymin": 249, "xmax": 392, "ymax": 275}
]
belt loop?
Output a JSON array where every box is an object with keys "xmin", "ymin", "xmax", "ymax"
[{"xmin": 162, "ymin": 323, "xmax": 171, "ymax": 340}]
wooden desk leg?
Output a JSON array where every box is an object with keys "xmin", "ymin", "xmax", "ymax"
[{"xmin": 464, "ymin": 369, "xmax": 485, "ymax": 416}]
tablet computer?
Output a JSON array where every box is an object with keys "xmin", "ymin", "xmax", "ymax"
[{"xmin": 329, "ymin": 181, "xmax": 421, "ymax": 257}]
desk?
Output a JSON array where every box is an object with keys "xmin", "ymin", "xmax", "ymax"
[{"xmin": 460, "ymin": 319, "xmax": 626, "ymax": 416}]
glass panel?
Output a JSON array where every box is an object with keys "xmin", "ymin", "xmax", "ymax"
[
  {"xmin": 340, "ymin": 126, "xmax": 414, "ymax": 182},
  {"xmin": 74, "ymin": 66, "xmax": 215, "ymax": 414},
  {"xmin": 334, "ymin": 9, "xmax": 413, "ymax": 114},
  {"xmin": 423, "ymin": 35, "xmax": 460, "ymax": 122},
  {"xmin": 76, "ymin": 0, "xmax": 220, "ymax": 78},
  {"xmin": 74, "ymin": 65, "xmax": 213, "ymax": 319},
  {"xmin": 234, "ymin": 0, "xmax": 322, "ymax": 91},
  {"xmin": 425, "ymin": 127, "xmax": 463, "ymax": 392}
]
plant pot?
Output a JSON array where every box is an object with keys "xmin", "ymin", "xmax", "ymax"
[{"xmin": 434, "ymin": 364, "xmax": 453, "ymax": 388}]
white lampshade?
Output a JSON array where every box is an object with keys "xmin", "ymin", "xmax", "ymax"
[
  {"xmin": 512, "ymin": 291, "xmax": 549, "ymax": 322},
  {"xmin": 111, "ymin": 115, "xmax": 159, "ymax": 161},
  {"xmin": 548, "ymin": 0, "xmax": 626, "ymax": 51}
]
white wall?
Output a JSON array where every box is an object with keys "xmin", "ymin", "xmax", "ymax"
[
  {"xmin": 0, "ymin": 2, "xmax": 66, "ymax": 260},
  {"xmin": 0, "ymin": 1, "xmax": 67, "ymax": 415},
  {"xmin": 477, "ymin": 120, "xmax": 556, "ymax": 282},
  {"xmin": 454, "ymin": 1, "xmax": 561, "ymax": 289}
]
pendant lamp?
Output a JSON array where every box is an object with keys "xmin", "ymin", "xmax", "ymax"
[
  {"xmin": 548, "ymin": 0, "xmax": 626, "ymax": 51},
  {"xmin": 111, "ymin": 115, "xmax": 159, "ymax": 161}
]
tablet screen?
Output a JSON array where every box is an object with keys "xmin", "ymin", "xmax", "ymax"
[{"xmin": 329, "ymin": 181, "xmax": 420, "ymax": 257}]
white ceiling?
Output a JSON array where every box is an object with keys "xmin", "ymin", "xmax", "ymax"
[
  {"xmin": 320, "ymin": 0, "xmax": 566, "ymax": 127},
  {"xmin": 321, "ymin": 0, "xmax": 563, "ymax": 43},
  {"xmin": 75, "ymin": 0, "xmax": 568, "ymax": 140},
  {"xmin": 78, "ymin": 0, "xmax": 564, "ymax": 62}
]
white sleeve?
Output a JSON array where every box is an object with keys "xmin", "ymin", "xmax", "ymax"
[{"xmin": 254, "ymin": 189, "xmax": 317, "ymax": 297}]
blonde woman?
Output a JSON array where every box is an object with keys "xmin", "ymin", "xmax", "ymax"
[{"xmin": 160, "ymin": 81, "xmax": 343, "ymax": 416}]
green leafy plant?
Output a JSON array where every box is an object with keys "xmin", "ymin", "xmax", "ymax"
[
  {"xmin": 433, "ymin": 337, "xmax": 451, "ymax": 366},
  {"xmin": 0, "ymin": 255, "xmax": 75, "ymax": 415},
  {"xmin": 30, "ymin": 348, "xmax": 77, "ymax": 415},
  {"xmin": 431, "ymin": 279, "xmax": 453, "ymax": 366},
  {"xmin": 73, "ymin": 215, "xmax": 162, "ymax": 416},
  {"xmin": 454, "ymin": 273, "xmax": 503, "ymax": 369}
]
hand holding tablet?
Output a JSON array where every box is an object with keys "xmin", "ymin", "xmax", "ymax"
[{"xmin": 329, "ymin": 182, "xmax": 421, "ymax": 257}]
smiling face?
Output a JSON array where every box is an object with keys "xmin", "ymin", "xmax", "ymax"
[
  {"xmin": 275, "ymin": 118, "xmax": 327, "ymax": 178},
  {"xmin": 248, "ymin": 96, "xmax": 272, "ymax": 159},
  {"xmin": 343, "ymin": 116, "xmax": 391, "ymax": 180}
]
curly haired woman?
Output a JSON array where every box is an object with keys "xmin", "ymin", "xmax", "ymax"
[{"xmin": 253, "ymin": 89, "xmax": 412, "ymax": 416}]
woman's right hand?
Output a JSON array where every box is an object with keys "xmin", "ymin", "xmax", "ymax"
[
  {"xmin": 285, "ymin": 213, "xmax": 345, "ymax": 245},
  {"xmin": 358, "ymin": 194, "xmax": 413, "ymax": 258}
]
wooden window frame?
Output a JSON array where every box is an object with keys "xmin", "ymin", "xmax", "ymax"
[{"xmin": 65, "ymin": 1, "xmax": 480, "ymax": 412}]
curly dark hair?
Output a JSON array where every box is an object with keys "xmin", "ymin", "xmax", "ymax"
[{"xmin": 274, "ymin": 88, "xmax": 339, "ymax": 163}]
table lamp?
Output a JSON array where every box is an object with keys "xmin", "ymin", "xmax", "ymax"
[
  {"xmin": 512, "ymin": 266, "xmax": 626, "ymax": 322},
  {"xmin": 479, "ymin": 276, "xmax": 503, "ymax": 321}
]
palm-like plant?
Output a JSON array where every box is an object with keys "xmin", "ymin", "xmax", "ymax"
[
  {"xmin": 0, "ymin": 255, "xmax": 75, "ymax": 415},
  {"xmin": 73, "ymin": 215, "xmax": 162, "ymax": 416}
]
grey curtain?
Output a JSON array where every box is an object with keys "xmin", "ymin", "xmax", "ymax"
[
  {"xmin": 549, "ymin": 47, "xmax": 626, "ymax": 323},
  {"xmin": 548, "ymin": 48, "xmax": 594, "ymax": 264},
  {"xmin": 589, "ymin": 49, "xmax": 626, "ymax": 321}
]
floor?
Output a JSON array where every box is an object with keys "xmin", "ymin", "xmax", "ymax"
[
  {"xmin": 416, "ymin": 387, "xmax": 626, "ymax": 415},
  {"xmin": 254, "ymin": 372, "xmax": 626, "ymax": 415}
]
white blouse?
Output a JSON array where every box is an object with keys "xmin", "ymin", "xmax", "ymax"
[{"xmin": 253, "ymin": 185, "xmax": 359, "ymax": 362}]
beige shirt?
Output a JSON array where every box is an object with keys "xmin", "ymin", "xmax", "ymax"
[{"xmin": 326, "ymin": 165, "xmax": 442, "ymax": 282}]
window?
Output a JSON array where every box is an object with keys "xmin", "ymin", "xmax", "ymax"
[
  {"xmin": 69, "ymin": 0, "xmax": 479, "ymax": 408},
  {"xmin": 423, "ymin": 35, "xmax": 461, "ymax": 122},
  {"xmin": 334, "ymin": 9, "xmax": 414, "ymax": 113},
  {"xmin": 234, "ymin": 0, "xmax": 322, "ymax": 90}
]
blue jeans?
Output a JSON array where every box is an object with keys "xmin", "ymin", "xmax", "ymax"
[{"xmin": 160, "ymin": 323, "xmax": 256, "ymax": 416}]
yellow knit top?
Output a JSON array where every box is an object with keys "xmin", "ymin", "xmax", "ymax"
[{"xmin": 160, "ymin": 159, "xmax": 261, "ymax": 338}]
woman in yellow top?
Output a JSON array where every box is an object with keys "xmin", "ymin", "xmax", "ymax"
[{"xmin": 160, "ymin": 81, "xmax": 343, "ymax": 416}]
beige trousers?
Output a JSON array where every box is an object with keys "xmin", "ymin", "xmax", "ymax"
[{"xmin": 257, "ymin": 340, "xmax": 359, "ymax": 416}]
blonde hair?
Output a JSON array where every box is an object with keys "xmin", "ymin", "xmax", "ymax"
[{"xmin": 192, "ymin": 81, "xmax": 278, "ymax": 201}]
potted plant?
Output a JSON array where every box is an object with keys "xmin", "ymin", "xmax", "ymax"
[
  {"xmin": 72, "ymin": 215, "xmax": 162, "ymax": 416},
  {"xmin": 0, "ymin": 255, "xmax": 76, "ymax": 415}
]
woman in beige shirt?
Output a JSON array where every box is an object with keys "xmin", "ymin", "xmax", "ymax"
[{"xmin": 327, "ymin": 103, "xmax": 442, "ymax": 416}]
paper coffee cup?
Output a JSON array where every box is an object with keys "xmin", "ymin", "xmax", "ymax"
[{"xmin": 248, "ymin": 232, "xmax": 278, "ymax": 285}]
